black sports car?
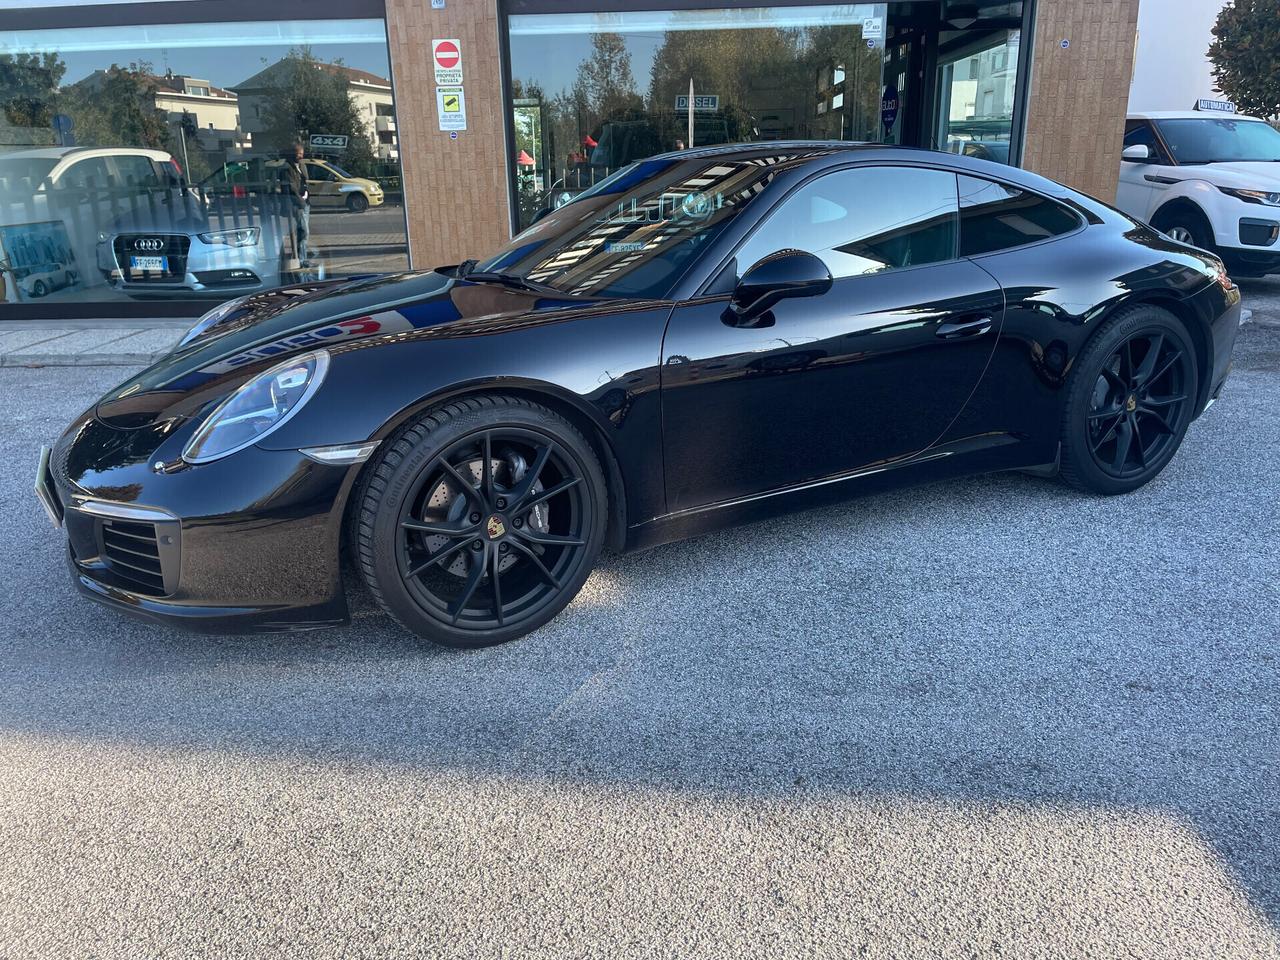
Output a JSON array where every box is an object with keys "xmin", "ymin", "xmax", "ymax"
[{"xmin": 37, "ymin": 143, "xmax": 1242, "ymax": 647}]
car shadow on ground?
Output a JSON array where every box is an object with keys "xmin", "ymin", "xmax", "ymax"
[{"xmin": 2, "ymin": 320, "xmax": 1278, "ymax": 934}]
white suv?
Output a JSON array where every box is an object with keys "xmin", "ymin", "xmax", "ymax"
[{"xmin": 1117, "ymin": 111, "xmax": 1280, "ymax": 277}]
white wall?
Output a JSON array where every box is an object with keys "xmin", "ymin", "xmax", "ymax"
[{"xmin": 1128, "ymin": 0, "xmax": 1232, "ymax": 113}]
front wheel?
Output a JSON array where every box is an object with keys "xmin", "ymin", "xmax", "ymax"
[
  {"xmin": 1059, "ymin": 305, "xmax": 1198, "ymax": 495},
  {"xmin": 346, "ymin": 192, "xmax": 369, "ymax": 213},
  {"xmin": 355, "ymin": 396, "xmax": 608, "ymax": 647},
  {"xmin": 32, "ymin": 280, "xmax": 46, "ymax": 297}
]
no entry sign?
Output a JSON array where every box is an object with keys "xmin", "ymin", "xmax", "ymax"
[{"xmin": 432, "ymin": 38, "xmax": 463, "ymax": 84}]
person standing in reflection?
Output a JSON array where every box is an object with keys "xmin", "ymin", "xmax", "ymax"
[{"xmin": 283, "ymin": 142, "xmax": 312, "ymax": 266}]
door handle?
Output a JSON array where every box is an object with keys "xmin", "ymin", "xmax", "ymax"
[{"xmin": 936, "ymin": 315, "xmax": 993, "ymax": 340}]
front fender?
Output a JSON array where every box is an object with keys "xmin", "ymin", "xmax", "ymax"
[{"xmin": 258, "ymin": 302, "xmax": 673, "ymax": 529}]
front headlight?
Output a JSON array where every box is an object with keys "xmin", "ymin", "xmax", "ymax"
[
  {"xmin": 197, "ymin": 226, "xmax": 261, "ymax": 246},
  {"xmin": 178, "ymin": 295, "xmax": 250, "ymax": 347},
  {"xmin": 182, "ymin": 350, "xmax": 329, "ymax": 464},
  {"xmin": 1218, "ymin": 186, "xmax": 1280, "ymax": 206}
]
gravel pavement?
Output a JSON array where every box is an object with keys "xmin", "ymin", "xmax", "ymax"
[{"xmin": 1, "ymin": 280, "xmax": 1278, "ymax": 959}]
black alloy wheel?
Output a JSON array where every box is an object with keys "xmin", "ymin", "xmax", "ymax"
[
  {"xmin": 356, "ymin": 396, "xmax": 607, "ymax": 647},
  {"xmin": 1060, "ymin": 305, "xmax": 1198, "ymax": 495},
  {"xmin": 346, "ymin": 192, "xmax": 369, "ymax": 213}
]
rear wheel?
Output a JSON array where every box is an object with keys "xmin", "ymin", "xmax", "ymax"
[
  {"xmin": 355, "ymin": 396, "xmax": 607, "ymax": 647},
  {"xmin": 32, "ymin": 280, "xmax": 46, "ymax": 297},
  {"xmin": 1059, "ymin": 305, "xmax": 1198, "ymax": 495}
]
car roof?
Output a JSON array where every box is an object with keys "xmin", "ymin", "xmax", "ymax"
[
  {"xmin": 646, "ymin": 140, "xmax": 1079, "ymax": 202},
  {"xmin": 1128, "ymin": 110, "xmax": 1269, "ymax": 122},
  {"xmin": 0, "ymin": 146, "xmax": 174, "ymax": 160}
]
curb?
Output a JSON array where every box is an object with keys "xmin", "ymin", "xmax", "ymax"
[{"xmin": 0, "ymin": 352, "xmax": 169, "ymax": 367}]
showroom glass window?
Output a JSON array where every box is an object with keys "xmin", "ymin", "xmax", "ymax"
[
  {"xmin": 0, "ymin": 18, "xmax": 407, "ymax": 313},
  {"xmin": 506, "ymin": 4, "xmax": 898, "ymax": 231},
  {"xmin": 734, "ymin": 166, "xmax": 958, "ymax": 278}
]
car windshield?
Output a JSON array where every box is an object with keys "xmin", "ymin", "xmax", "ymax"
[
  {"xmin": 0, "ymin": 157, "xmax": 57, "ymax": 193},
  {"xmin": 476, "ymin": 154, "xmax": 796, "ymax": 299},
  {"xmin": 1154, "ymin": 118, "xmax": 1280, "ymax": 164}
]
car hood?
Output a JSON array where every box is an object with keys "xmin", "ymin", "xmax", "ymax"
[
  {"xmin": 1194, "ymin": 160, "xmax": 1280, "ymax": 186},
  {"xmin": 345, "ymin": 177, "xmax": 381, "ymax": 191},
  {"xmin": 92, "ymin": 270, "xmax": 590, "ymax": 429}
]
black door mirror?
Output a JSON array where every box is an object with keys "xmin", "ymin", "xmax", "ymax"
[{"xmin": 724, "ymin": 249, "xmax": 833, "ymax": 328}]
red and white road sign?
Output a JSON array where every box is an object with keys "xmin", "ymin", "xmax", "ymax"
[{"xmin": 432, "ymin": 39, "xmax": 463, "ymax": 84}]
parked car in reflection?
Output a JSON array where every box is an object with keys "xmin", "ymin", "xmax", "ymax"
[
  {"xmin": 0, "ymin": 146, "xmax": 190, "ymax": 297},
  {"xmin": 95, "ymin": 207, "xmax": 289, "ymax": 299},
  {"xmin": 302, "ymin": 158, "xmax": 384, "ymax": 212},
  {"xmin": 15, "ymin": 261, "xmax": 77, "ymax": 298},
  {"xmin": 198, "ymin": 156, "xmax": 383, "ymax": 213}
]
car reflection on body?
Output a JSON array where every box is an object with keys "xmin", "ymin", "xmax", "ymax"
[{"xmin": 39, "ymin": 142, "xmax": 1242, "ymax": 648}]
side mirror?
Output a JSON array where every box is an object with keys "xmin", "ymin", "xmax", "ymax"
[
  {"xmin": 1121, "ymin": 143, "xmax": 1151, "ymax": 162},
  {"xmin": 724, "ymin": 249, "xmax": 833, "ymax": 328}
]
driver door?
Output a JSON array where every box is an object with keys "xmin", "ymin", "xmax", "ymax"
[
  {"xmin": 304, "ymin": 161, "xmax": 340, "ymax": 208},
  {"xmin": 660, "ymin": 164, "xmax": 1004, "ymax": 512}
]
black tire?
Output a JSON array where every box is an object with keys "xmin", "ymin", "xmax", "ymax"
[
  {"xmin": 355, "ymin": 395, "xmax": 608, "ymax": 648},
  {"xmin": 1059, "ymin": 304, "xmax": 1198, "ymax": 495},
  {"xmin": 346, "ymin": 192, "xmax": 369, "ymax": 213},
  {"xmin": 1155, "ymin": 205, "xmax": 1214, "ymax": 251},
  {"xmin": 32, "ymin": 280, "xmax": 46, "ymax": 297}
]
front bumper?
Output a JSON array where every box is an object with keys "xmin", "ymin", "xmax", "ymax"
[
  {"xmin": 46, "ymin": 412, "xmax": 358, "ymax": 633},
  {"xmin": 97, "ymin": 236, "xmax": 282, "ymax": 298}
]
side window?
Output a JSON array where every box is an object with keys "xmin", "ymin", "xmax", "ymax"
[
  {"xmin": 306, "ymin": 162, "xmax": 335, "ymax": 182},
  {"xmin": 111, "ymin": 155, "xmax": 161, "ymax": 188},
  {"xmin": 1123, "ymin": 121, "xmax": 1165, "ymax": 163},
  {"xmin": 735, "ymin": 166, "xmax": 959, "ymax": 280},
  {"xmin": 59, "ymin": 157, "xmax": 113, "ymax": 191},
  {"xmin": 957, "ymin": 175, "xmax": 1082, "ymax": 257}
]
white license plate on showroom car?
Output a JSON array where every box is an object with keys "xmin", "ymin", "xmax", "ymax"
[{"xmin": 129, "ymin": 255, "xmax": 167, "ymax": 272}]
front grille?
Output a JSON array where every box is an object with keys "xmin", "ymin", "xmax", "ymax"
[
  {"xmin": 100, "ymin": 518, "xmax": 166, "ymax": 595},
  {"xmin": 113, "ymin": 233, "xmax": 191, "ymax": 282}
]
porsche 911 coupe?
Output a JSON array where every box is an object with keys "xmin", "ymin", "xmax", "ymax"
[{"xmin": 37, "ymin": 143, "xmax": 1243, "ymax": 647}]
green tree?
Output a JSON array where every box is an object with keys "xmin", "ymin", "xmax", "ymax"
[
  {"xmin": 572, "ymin": 33, "xmax": 643, "ymax": 124},
  {"xmin": 1209, "ymin": 0, "xmax": 1280, "ymax": 119},
  {"xmin": 259, "ymin": 48, "xmax": 376, "ymax": 175},
  {"xmin": 0, "ymin": 52, "xmax": 66, "ymax": 129},
  {"xmin": 58, "ymin": 64, "xmax": 178, "ymax": 154}
]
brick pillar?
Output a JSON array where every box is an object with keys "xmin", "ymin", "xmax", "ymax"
[
  {"xmin": 384, "ymin": 0, "xmax": 511, "ymax": 269},
  {"xmin": 1021, "ymin": 0, "xmax": 1141, "ymax": 202}
]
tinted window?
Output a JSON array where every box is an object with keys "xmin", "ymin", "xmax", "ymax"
[
  {"xmin": 736, "ymin": 166, "xmax": 959, "ymax": 279},
  {"xmin": 1153, "ymin": 117, "xmax": 1280, "ymax": 164},
  {"xmin": 1123, "ymin": 121, "xmax": 1165, "ymax": 162},
  {"xmin": 957, "ymin": 175, "xmax": 1081, "ymax": 257},
  {"xmin": 111, "ymin": 155, "xmax": 161, "ymax": 188}
]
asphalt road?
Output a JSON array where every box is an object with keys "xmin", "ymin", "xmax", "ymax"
[{"xmin": 2, "ymin": 281, "xmax": 1279, "ymax": 959}]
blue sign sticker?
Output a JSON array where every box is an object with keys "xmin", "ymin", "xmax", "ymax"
[
  {"xmin": 880, "ymin": 83, "xmax": 899, "ymax": 134},
  {"xmin": 450, "ymin": 131, "xmax": 458, "ymax": 140},
  {"xmin": 1060, "ymin": 38, "xmax": 1070, "ymax": 49}
]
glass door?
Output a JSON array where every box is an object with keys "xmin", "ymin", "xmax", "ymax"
[{"xmin": 933, "ymin": 27, "xmax": 1022, "ymax": 165}]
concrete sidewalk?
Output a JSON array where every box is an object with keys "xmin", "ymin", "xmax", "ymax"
[{"xmin": 0, "ymin": 322, "xmax": 184, "ymax": 367}]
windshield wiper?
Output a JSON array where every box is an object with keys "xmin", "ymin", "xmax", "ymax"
[{"xmin": 462, "ymin": 270, "xmax": 561, "ymax": 294}]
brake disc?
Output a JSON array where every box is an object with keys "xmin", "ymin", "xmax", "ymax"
[{"xmin": 420, "ymin": 448, "xmax": 548, "ymax": 578}]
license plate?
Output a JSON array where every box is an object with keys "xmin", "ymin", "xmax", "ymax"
[
  {"xmin": 34, "ymin": 445, "xmax": 63, "ymax": 528},
  {"xmin": 129, "ymin": 255, "xmax": 167, "ymax": 272}
]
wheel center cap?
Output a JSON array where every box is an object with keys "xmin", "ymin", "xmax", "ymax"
[
  {"xmin": 1125, "ymin": 394, "xmax": 1137, "ymax": 413},
  {"xmin": 486, "ymin": 515, "xmax": 506, "ymax": 539}
]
